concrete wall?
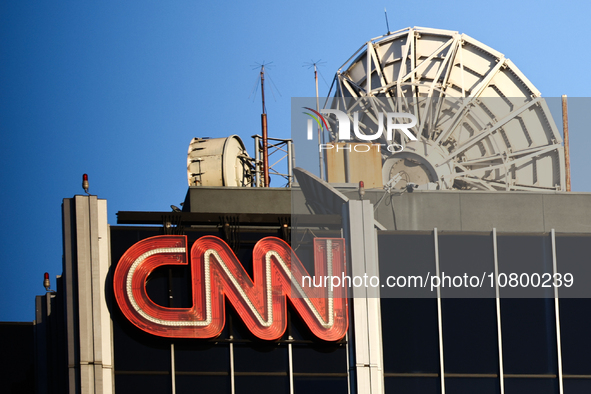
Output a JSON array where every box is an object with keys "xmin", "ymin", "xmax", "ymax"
[
  {"xmin": 184, "ymin": 186, "xmax": 591, "ymax": 233},
  {"xmin": 184, "ymin": 186, "xmax": 312, "ymax": 215},
  {"xmin": 342, "ymin": 189, "xmax": 591, "ymax": 233}
]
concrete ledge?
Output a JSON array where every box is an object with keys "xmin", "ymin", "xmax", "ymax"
[
  {"xmin": 183, "ymin": 186, "xmax": 292, "ymax": 214},
  {"xmin": 183, "ymin": 187, "xmax": 591, "ymax": 233}
]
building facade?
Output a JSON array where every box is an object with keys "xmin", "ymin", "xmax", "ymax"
[{"xmin": 32, "ymin": 177, "xmax": 591, "ymax": 394}]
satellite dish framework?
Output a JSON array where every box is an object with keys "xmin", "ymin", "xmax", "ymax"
[{"xmin": 326, "ymin": 27, "xmax": 565, "ymax": 191}]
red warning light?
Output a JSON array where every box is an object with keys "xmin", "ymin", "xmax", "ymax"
[
  {"xmin": 82, "ymin": 174, "xmax": 89, "ymax": 194},
  {"xmin": 43, "ymin": 272, "xmax": 50, "ymax": 291},
  {"xmin": 358, "ymin": 181, "xmax": 365, "ymax": 199}
]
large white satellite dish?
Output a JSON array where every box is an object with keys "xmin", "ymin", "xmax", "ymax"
[{"xmin": 327, "ymin": 27, "xmax": 565, "ymax": 191}]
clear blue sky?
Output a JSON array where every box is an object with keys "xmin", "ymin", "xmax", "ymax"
[{"xmin": 2, "ymin": 1, "xmax": 591, "ymax": 321}]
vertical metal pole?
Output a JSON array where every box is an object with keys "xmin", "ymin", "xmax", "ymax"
[
  {"xmin": 459, "ymin": 41, "xmax": 465, "ymax": 98},
  {"xmin": 345, "ymin": 332, "xmax": 352, "ymax": 394},
  {"xmin": 262, "ymin": 114, "xmax": 269, "ymax": 187},
  {"xmin": 261, "ymin": 66, "xmax": 269, "ymax": 187},
  {"xmin": 169, "ymin": 269, "xmax": 176, "ymax": 394},
  {"xmin": 170, "ymin": 344, "xmax": 176, "ymax": 394},
  {"xmin": 433, "ymin": 228, "xmax": 446, "ymax": 394},
  {"xmin": 254, "ymin": 135, "xmax": 261, "ymax": 187},
  {"xmin": 366, "ymin": 43, "xmax": 371, "ymax": 94},
  {"xmin": 551, "ymin": 229, "xmax": 564, "ymax": 394},
  {"xmin": 315, "ymin": 64, "xmax": 324, "ymax": 180},
  {"xmin": 493, "ymin": 228, "xmax": 505, "ymax": 394},
  {"xmin": 288, "ymin": 339, "xmax": 294, "ymax": 394},
  {"xmin": 287, "ymin": 140, "xmax": 293, "ymax": 187},
  {"xmin": 230, "ymin": 338, "xmax": 235, "ymax": 394},
  {"xmin": 562, "ymin": 95, "xmax": 571, "ymax": 192}
]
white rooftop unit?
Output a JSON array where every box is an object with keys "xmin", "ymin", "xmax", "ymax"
[{"xmin": 187, "ymin": 135, "xmax": 252, "ymax": 187}]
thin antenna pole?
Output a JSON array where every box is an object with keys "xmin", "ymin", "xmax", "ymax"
[
  {"xmin": 315, "ymin": 64, "xmax": 319, "ymax": 115},
  {"xmin": 384, "ymin": 8, "xmax": 391, "ymax": 33},
  {"xmin": 314, "ymin": 64, "xmax": 325, "ymax": 180},
  {"xmin": 261, "ymin": 66, "xmax": 266, "ymax": 114},
  {"xmin": 261, "ymin": 66, "xmax": 269, "ymax": 187},
  {"xmin": 562, "ymin": 94, "xmax": 571, "ymax": 191}
]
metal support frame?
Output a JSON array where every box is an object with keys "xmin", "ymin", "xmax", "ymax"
[
  {"xmin": 343, "ymin": 200, "xmax": 385, "ymax": 394},
  {"xmin": 254, "ymin": 135, "xmax": 262, "ymax": 187},
  {"xmin": 252, "ymin": 134, "xmax": 294, "ymax": 187}
]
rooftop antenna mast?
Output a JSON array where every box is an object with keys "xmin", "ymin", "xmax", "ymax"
[
  {"xmin": 251, "ymin": 62, "xmax": 293, "ymax": 187},
  {"xmin": 304, "ymin": 60, "xmax": 327, "ymax": 180},
  {"xmin": 384, "ymin": 8, "xmax": 391, "ymax": 34},
  {"xmin": 260, "ymin": 64, "xmax": 270, "ymax": 187}
]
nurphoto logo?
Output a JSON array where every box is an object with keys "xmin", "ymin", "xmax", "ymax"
[{"xmin": 302, "ymin": 107, "xmax": 418, "ymax": 153}]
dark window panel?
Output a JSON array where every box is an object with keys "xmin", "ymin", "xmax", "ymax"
[
  {"xmin": 234, "ymin": 344, "xmax": 288, "ymax": 373},
  {"xmin": 115, "ymin": 374, "xmax": 171, "ymax": 393},
  {"xmin": 497, "ymin": 234, "xmax": 556, "ymax": 375},
  {"xmin": 563, "ymin": 378, "xmax": 591, "ymax": 394},
  {"xmin": 497, "ymin": 235, "xmax": 554, "ymax": 298},
  {"xmin": 176, "ymin": 375, "xmax": 230, "ymax": 394},
  {"xmin": 381, "ymin": 299, "xmax": 440, "ymax": 374},
  {"xmin": 560, "ymin": 299, "xmax": 591, "ymax": 375},
  {"xmin": 500, "ymin": 299, "xmax": 557, "ymax": 375},
  {"xmin": 234, "ymin": 376, "xmax": 289, "ymax": 394},
  {"xmin": 504, "ymin": 377, "xmax": 558, "ymax": 394},
  {"xmin": 294, "ymin": 376, "xmax": 348, "ymax": 392},
  {"xmin": 438, "ymin": 234, "xmax": 495, "ymax": 298},
  {"xmin": 174, "ymin": 341, "xmax": 230, "ymax": 373},
  {"xmin": 378, "ymin": 233, "xmax": 435, "ymax": 298},
  {"xmin": 112, "ymin": 308, "xmax": 171, "ymax": 371},
  {"xmin": 292, "ymin": 344, "xmax": 347, "ymax": 373},
  {"xmin": 556, "ymin": 235, "xmax": 591, "ymax": 375},
  {"xmin": 441, "ymin": 299, "xmax": 499, "ymax": 374},
  {"xmin": 555, "ymin": 235, "xmax": 591, "ymax": 299},
  {"xmin": 384, "ymin": 377, "xmax": 440, "ymax": 394},
  {"xmin": 110, "ymin": 227, "xmax": 160, "ymax": 265},
  {"xmin": 445, "ymin": 377, "xmax": 499, "ymax": 394}
]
